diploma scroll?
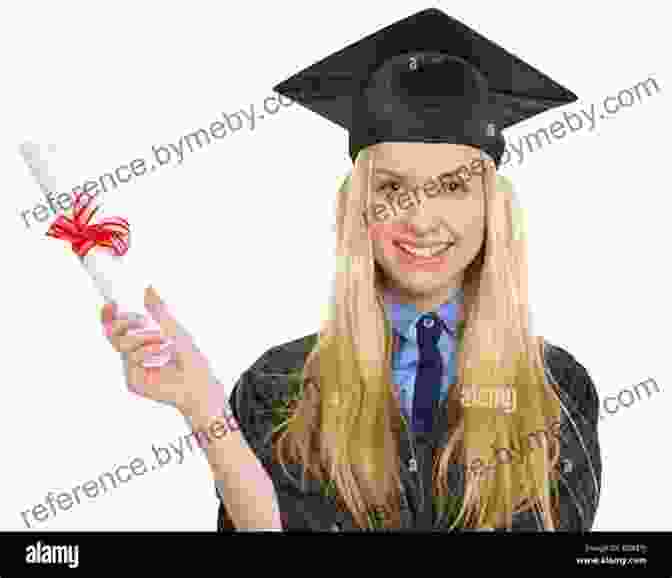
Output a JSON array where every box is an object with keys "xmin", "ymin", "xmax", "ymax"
[{"xmin": 19, "ymin": 141, "xmax": 172, "ymax": 368}]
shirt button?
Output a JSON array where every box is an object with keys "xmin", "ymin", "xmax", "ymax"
[{"xmin": 423, "ymin": 317, "xmax": 435, "ymax": 328}]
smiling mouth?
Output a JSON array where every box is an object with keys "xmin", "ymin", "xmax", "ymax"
[{"xmin": 393, "ymin": 241, "xmax": 454, "ymax": 258}]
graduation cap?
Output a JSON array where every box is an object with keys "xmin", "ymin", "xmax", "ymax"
[{"xmin": 273, "ymin": 8, "xmax": 577, "ymax": 167}]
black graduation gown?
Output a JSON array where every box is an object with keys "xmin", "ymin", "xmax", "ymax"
[{"xmin": 216, "ymin": 334, "xmax": 601, "ymax": 532}]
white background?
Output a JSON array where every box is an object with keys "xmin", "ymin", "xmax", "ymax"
[{"xmin": 1, "ymin": 0, "xmax": 670, "ymax": 532}]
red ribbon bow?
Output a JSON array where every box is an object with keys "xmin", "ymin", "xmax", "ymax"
[{"xmin": 45, "ymin": 192, "xmax": 130, "ymax": 257}]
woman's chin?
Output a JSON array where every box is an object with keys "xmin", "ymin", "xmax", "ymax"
[{"xmin": 390, "ymin": 273, "xmax": 456, "ymax": 298}]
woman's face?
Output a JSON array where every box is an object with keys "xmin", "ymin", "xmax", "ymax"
[{"xmin": 367, "ymin": 142, "xmax": 487, "ymax": 308}]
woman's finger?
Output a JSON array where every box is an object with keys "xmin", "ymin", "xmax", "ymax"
[
  {"xmin": 144, "ymin": 286, "xmax": 189, "ymax": 342},
  {"xmin": 126, "ymin": 363, "xmax": 178, "ymax": 400},
  {"xmin": 117, "ymin": 332, "xmax": 164, "ymax": 354},
  {"xmin": 101, "ymin": 302, "xmax": 117, "ymax": 325},
  {"xmin": 125, "ymin": 363, "xmax": 148, "ymax": 393},
  {"xmin": 127, "ymin": 341, "xmax": 173, "ymax": 365},
  {"xmin": 104, "ymin": 316, "xmax": 146, "ymax": 341}
]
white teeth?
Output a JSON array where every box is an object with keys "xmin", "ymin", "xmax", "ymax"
[{"xmin": 397, "ymin": 242, "xmax": 451, "ymax": 258}]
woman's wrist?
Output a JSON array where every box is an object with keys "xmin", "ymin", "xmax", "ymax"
[
  {"xmin": 181, "ymin": 402, "xmax": 240, "ymax": 445},
  {"xmin": 178, "ymin": 377, "xmax": 232, "ymax": 430}
]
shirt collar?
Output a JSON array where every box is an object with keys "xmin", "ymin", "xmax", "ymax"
[{"xmin": 382, "ymin": 287, "xmax": 463, "ymax": 344}]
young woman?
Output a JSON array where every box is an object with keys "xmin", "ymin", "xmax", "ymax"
[
  {"xmin": 101, "ymin": 8, "xmax": 602, "ymax": 532},
  {"xmin": 218, "ymin": 144, "xmax": 601, "ymax": 531},
  {"xmin": 101, "ymin": 141, "xmax": 601, "ymax": 531}
]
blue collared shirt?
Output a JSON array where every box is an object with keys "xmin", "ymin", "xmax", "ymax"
[{"xmin": 382, "ymin": 288, "xmax": 463, "ymax": 426}]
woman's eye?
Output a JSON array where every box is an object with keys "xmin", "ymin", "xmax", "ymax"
[
  {"xmin": 377, "ymin": 181, "xmax": 402, "ymax": 193},
  {"xmin": 442, "ymin": 177, "xmax": 469, "ymax": 194}
]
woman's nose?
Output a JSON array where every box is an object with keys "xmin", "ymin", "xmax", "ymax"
[{"xmin": 401, "ymin": 195, "xmax": 444, "ymax": 233}]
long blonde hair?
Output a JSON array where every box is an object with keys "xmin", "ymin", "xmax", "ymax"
[{"xmin": 275, "ymin": 147, "xmax": 562, "ymax": 530}]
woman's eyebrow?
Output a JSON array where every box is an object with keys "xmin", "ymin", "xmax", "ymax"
[
  {"xmin": 374, "ymin": 165, "xmax": 467, "ymax": 181},
  {"xmin": 373, "ymin": 168, "xmax": 406, "ymax": 179}
]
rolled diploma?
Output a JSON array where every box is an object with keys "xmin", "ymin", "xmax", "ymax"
[{"xmin": 19, "ymin": 140, "xmax": 171, "ymax": 368}]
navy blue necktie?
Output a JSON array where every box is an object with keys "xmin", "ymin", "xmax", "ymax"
[{"xmin": 412, "ymin": 312, "xmax": 443, "ymax": 434}]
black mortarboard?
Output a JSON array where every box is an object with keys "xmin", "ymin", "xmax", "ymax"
[{"xmin": 273, "ymin": 8, "xmax": 577, "ymax": 167}]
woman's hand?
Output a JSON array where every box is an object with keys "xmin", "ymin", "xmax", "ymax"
[{"xmin": 101, "ymin": 286, "xmax": 228, "ymax": 428}]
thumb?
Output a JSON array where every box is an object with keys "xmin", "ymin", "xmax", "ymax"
[{"xmin": 144, "ymin": 286, "xmax": 185, "ymax": 341}]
